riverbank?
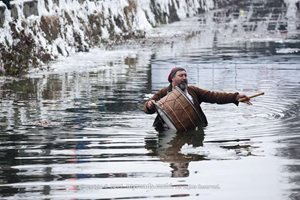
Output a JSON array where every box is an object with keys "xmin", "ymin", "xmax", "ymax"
[{"xmin": 0, "ymin": 0, "xmax": 238, "ymax": 76}]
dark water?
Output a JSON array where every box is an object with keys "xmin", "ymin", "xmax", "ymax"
[{"xmin": 1, "ymin": 0, "xmax": 300, "ymax": 199}]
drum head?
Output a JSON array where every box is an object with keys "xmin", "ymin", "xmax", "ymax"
[{"xmin": 154, "ymin": 103, "xmax": 177, "ymax": 131}]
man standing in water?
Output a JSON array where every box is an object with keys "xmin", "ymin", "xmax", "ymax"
[{"xmin": 144, "ymin": 67, "xmax": 251, "ymax": 131}]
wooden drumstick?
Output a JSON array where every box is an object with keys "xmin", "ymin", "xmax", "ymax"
[{"xmin": 238, "ymin": 92, "xmax": 265, "ymax": 102}]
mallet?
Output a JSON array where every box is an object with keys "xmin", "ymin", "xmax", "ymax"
[{"xmin": 238, "ymin": 92, "xmax": 265, "ymax": 102}]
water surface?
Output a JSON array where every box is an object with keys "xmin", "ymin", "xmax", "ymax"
[{"xmin": 1, "ymin": 1, "xmax": 300, "ymax": 199}]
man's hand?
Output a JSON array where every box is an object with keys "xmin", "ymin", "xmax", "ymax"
[
  {"xmin": 146, "ymin": 100, "xmax": 156, "ymax": 110},
  {"xmin": 236, "ymin": 94, "xmax": 252, "ymax": 105}
]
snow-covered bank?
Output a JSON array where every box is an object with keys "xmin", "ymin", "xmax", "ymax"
[
  {"xmin": 0, "ymin": 0, "xmax": 299, "ymax": 77},
  {"xmin": 0, "ymin": 0, "xmax": 237, "ymax": 76}
]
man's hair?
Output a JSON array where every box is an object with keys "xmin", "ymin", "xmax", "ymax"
[{"xmin": 168, "ymin": 67, "xmax": 186, "ymax": 83}]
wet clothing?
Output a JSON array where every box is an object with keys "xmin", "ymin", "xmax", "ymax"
[{"xmin": 144, "ymin": 85, "xmax": 239, "ymax": 131}]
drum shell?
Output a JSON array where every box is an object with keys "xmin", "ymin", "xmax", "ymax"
[{"xmin": 155, "ymin": 87, "xmax": 203, "ymax": 132}]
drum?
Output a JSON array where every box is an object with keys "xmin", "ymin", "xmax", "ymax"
[{"xmin": 154, "ymin": 86, "xmax": 204, "ymax": 132}]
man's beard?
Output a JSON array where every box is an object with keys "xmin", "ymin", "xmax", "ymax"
[{"xmin": 178, "ymin": 80, "xmax": 188, "ymax": 91}]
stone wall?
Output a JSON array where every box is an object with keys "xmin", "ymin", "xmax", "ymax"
[
  {"xmin": 0, "ymin": 4, "xmax": 5, "ymax": 27},
  {"xmin": 0, "ymin": 0, "xmax": 233, "ymax": 76}
]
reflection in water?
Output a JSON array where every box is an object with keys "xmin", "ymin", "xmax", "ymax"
[
  {"xmin": 146, "ymin": 129, "xmax": 205, "ymax": 177},
  {"xmin": 0, "ymin": 0, "xmax": 300, "ymax": 199}
]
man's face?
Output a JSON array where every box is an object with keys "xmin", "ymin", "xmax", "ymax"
[{"xmin": 172, "ymin": 70, "xmax": 188, "ymax": 90}]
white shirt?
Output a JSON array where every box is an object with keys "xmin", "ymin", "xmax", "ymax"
[{"xmin": 185, "ymin": 90, "xmax": 194, "ymax": 104}]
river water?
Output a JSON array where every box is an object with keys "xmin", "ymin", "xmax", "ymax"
[{"xmin": 1, "ymin": 1, "xmax": 300, "ymax": 199}]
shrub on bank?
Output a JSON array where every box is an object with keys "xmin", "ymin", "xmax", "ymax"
[{"xmin": 0, "ymin": 23, "xmax": 51, "ymax": 76}]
